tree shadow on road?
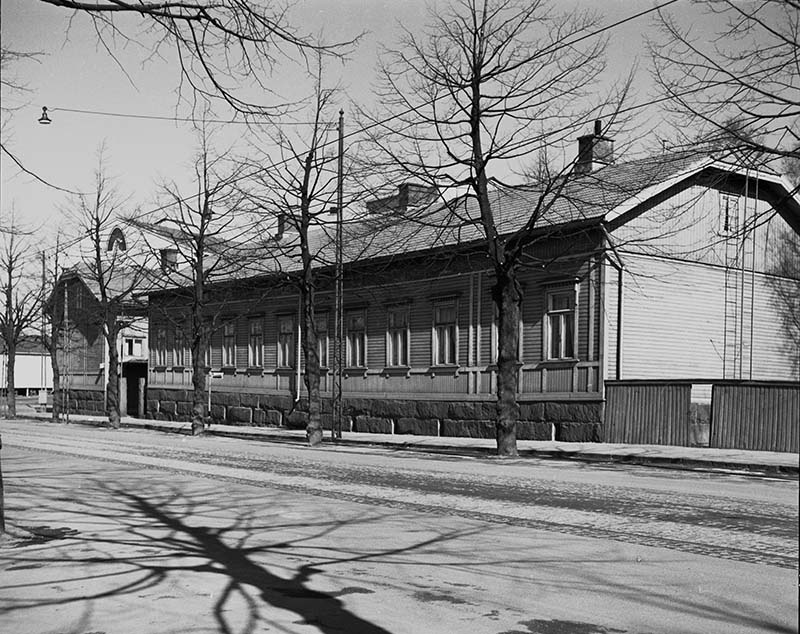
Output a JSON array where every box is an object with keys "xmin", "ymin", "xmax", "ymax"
[{"xmin": 0, "ymin": 461, "xmax": 484, "ymax": 634}]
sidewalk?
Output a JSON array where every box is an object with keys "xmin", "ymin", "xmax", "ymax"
[{"xmin": 18, "ymin": 409, "xmax": 800, "ymax": 477}]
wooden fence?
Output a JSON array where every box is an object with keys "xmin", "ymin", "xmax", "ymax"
[
  {"xmin": 604, "ymin": 381, "xmax": 691, "ymax": 446},
  {"xmin": 604, "ymin": 380, "xmax": 799, "ymax": 452},
  {"xmin": 710, "ymin": 382, "xmax": 799, "ymax": 453}
]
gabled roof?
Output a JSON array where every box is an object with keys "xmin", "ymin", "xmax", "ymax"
[{"xmin": 151, "ymin": 149, "xmax": 800, "ymax": 291}]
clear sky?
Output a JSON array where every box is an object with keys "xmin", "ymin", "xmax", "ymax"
[{"xmin": 1, "ymin": 0, "xmax": 711, "ymax": 243}]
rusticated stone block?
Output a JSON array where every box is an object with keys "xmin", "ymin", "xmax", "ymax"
[
  {"xmin": 447, "ymin": 401, "xmax": 496, "ymax": 421},
  {"xmin": 227, "ymin": 406, "xmax": 252, "ymax": 425},
  {"xmin": 440, "ymin": 419, "xmax": 495, "ymax": 438},
  {"xmin": 146, "ymin": 400, "xmax": 160, "ymax": 415},
  {"xmin": 353, "ymin": 416, "xmax": 393, "ymax": 434},
  {"xmin": 285, "ymin": 411, "xmax": 309, "ymax": 430},
  {"xmin": 212, "ymin": 392, "xmax": 240, "ymax": 407},
  {"xmin": 545, "ymin": 402, "xmax": 602, "ymax": 423},
  {"xmin": 252, "ymin": 409, "xmax": 267, "ymax": 426},
  {"xmin": 556, "ymin": 422, "xmax": 601, "ymax": 442},
  {"xmin": 322, "ymin": 414, "xmax": 353, "ymax": 432},
  {"xmin": 261, "ymin": 394, "xmax": 294, "ymax": 411},
  {"xmin": 210, "ymin": 404, "xmax": 226, "ymax": 422},
  {"xmin": 371, "ymin": 399, "xmax": 415, "ymax": 419},
  {"xmin": 519, "ymin": 402, "xmax": 546, "ymax": 422},
  {"xmin": 416, "ymin": 401, "xmax": 449, "ymax": 419},
  {"xmin": 176, "ymin": 401, "xmax": 193, "ymax": 416},
  {"xmin": 516, "ymin": 421, "xmax": 551, "ymax": 441},
  {"xmin": 160, "ymin": 401, "xmax": 177, "ymax": 416},
  {"xmin": 264, "ymin": 410, "xmax": 283, "ymax": 426},
  {"xmin": 395, "ymin": 418, "xmax": 439, "ymax": 436},
  {"xmin": 239, "ymin": 393, "xmax": 260, "ymax": 409},
  {"xmin": 343, "ymin": 398, "xmax": 371, "ymax": 416}
]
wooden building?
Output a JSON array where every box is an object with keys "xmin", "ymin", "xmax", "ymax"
[{"xmin": 146, "ymin": 144, "xmax": 800, "ymax": 442}]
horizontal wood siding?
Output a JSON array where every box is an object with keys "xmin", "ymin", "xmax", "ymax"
[
  {"xmin": 605, "ymin": 382, "xmax": 691, "ymax": 445},
  {"xmin": 711, "ymin": 383, "xmax": 799, "ymax": 452},
  {"xmin": 619, "ymin": 254, "xmax": 799, "ymax": 381}
]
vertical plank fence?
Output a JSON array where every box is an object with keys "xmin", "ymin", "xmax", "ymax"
[
  {"xmin": 604, "ymin": 381, "xmax": 691, "ymax": 446},
  {"xmin": 710, "ymin": 382, "xmax": 799, "ymax": 453}
]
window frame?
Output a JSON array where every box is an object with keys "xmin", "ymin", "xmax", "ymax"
[
  {"xmin": 386, "ymin": 305, "xmax": 410, "ymax": 367},
  {"xmin": 222, "ymin": 321, "xmax": 236, "ymax": 367},
  {"xmin": 345, "ymin": 308, "xmax": 367, "ymax": 368},
  {"xmin": 277, "ymin": 314, "xmax": 295, "ymax": 369},
  {"xmin": 545, "ymin": 285, "xmax": 578, "ymax": 361},
  {"xmin": 173, "ymin": 328, "xmax": 186, "ymax": 367},
  {"xmin": 248, "ymin": 318, "xmax": 264, "ymax": 368},
  {"xmin": 315, "ymin": 312, "xmax": 329, "ymax": 369},
  {"xmin": 155, "ymin": 326, "xmax": 167, "ymax": 367},
  {"xmin": 720, "ymin": 192, "xmax": 741, "ymax": 236},
  {"xmin": 432, "ymin": 299, "xmax": 458, "ymax": 366}
]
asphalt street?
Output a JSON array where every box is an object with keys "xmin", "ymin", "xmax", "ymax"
[{"xmin": 0, "ymin": 419, "xmax": 797, "ymax": 634}]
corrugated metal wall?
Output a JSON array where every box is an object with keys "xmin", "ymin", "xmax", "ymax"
[
  {"xmin": 604, "ymin": 382, "xmax": 691, "ymax": 445},
  {"xmin": 711, "ymin": 383, "xmax": 799, "ymax": 452}
]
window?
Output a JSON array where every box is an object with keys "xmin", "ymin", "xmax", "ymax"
[
  {"xmin": 222, "ymin": 322, "xmax": 236, "ymax": 367},
  {"xmin": 316, "ymin": 313, "xmax": 329, "ymax": 368},
  {"xmin": 546, "ymin": 288, "xmax": 576, "ymax": 360},
  {"xmin": 346, "ymin": 310, "xmax": 366, "ymax": 367},
  {"xmin": 433, "ymin": 302, "xmax": 457, "ymax": 365},
  {"xmin": 248, "ymin": 319, "xmax": 263, "ymax": 367},
  {"xmin": 720, "ymin": 193, "xmax": 740, "ymax": 235},
  {"xmin": 204, "ymin": 333, "xmax": 212, "ymax": 368},
  {"xmin": 386, "ymin": 306, "xmax": 409, "ymax": 366},
  {"xmin": 277, "ymin": 315, "xmax": 294, "ymax": 368},
  {"xmin": 124, "ymin": 337, "xmax": 143, "ymax": 357},
  {"xmin": 174, "ymin": 329, "xmax": 186, "ymax": 366},
  {"xmin": 155, "ymin": 327, "xmax": 167, "ymax": 366}
]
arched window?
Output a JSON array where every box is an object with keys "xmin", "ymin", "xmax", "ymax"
[{"xmin": 107, "ymin": 228, "xmax": 127, "ymax": 252}]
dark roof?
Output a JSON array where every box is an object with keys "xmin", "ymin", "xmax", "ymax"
[{"xmin": 153, "ymin": 149, "xmax": 798, "ymax": 290}]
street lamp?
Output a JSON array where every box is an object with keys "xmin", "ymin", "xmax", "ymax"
[{"xmin": 38, "ymin": 107, "xmax": 52, "ymax": 125}]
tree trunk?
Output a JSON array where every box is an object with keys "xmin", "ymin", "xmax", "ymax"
[
  {"xmin": 493, "ymin": 270, "xmax": 521, "ymax": 457},
  {"xmin": 302, "ymin": 286, "xmax": 323, "ymax": 446},
  {"xmin": 5, "ymin": 345, "xmax": 16, "ymax": 419},
  {"xmin": 106, "ymin": 327, "xmax": 121, "ymax": 429},
  {"xmin": 191, "ymin": 337, "xmax": 207, "ymax": 436}
]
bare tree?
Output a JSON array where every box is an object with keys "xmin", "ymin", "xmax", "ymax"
[
  {"xmin": 0, "ymin": 217, "xmax": 44, "ymax": 419},
  {"xmin": 361, "ymin": 0, "xmax": 629, "ymax": 456},
  {"xmin": 63, "ymin": 153, "xmax": 148, "ymax": 428},
  {"xmin": 242, "ymin": 62, "xmax": 346, "ymax": 446},
  {"xmin": 134, "ymin": 124, "xmax": 252, "ymax": 435},
  {"xmin": 37, "ymin": 0, "xmax": 356, "ymax": 116},
  {"xmin": 651, "ymin": 0, "xmax": 799, "ymax": 166}
]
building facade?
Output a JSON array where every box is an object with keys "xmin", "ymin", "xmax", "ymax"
[{"xmin": 146, "ymin": 148, "xmax": 800, "ymax": 441}]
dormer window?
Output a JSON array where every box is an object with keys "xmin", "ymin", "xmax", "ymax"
[{"xmin": 107, "ymin": 228, "xmax": 127, "ymax": 252}]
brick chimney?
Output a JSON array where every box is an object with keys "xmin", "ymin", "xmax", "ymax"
[{"xmin": 575, "ymin": 120, "xmax": 614, "ymax": 175}]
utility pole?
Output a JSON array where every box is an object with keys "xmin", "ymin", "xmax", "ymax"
[{"xmin": 332, "ymin": 109, "xmax": 344, "ymax": 440}]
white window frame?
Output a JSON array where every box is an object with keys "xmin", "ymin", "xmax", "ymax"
[
  {"xmin": 316, "ymin": 313, "xmax": 329, "ymax": 369},
  {"xmin": 155, "ymin": 327, "xmax": 167, "ymax": 366},
  {"xmin": 222, "ymin": 321, "xmax": 236, "ymax": 367},
  {"xmin": 432, "ymin": 300, "xmax": 458, "ymax": 366},
  {"xmin": 346, "ymin": 309, "xmax": 367, "ymax": 368},
  {"xmin": 720, "ymin": 193, "xmax": 740, "ymax": 236},
  {"xmin": 277, "ymin": 315, "xmax": 295, "ymax": 368},
  {"xmin": 173, "ymin": 328, "xmax": 186, "ymax": 366},
  {"xmin": 545, "ymin": 286, "xmax": 577, "ymax": 361},
  {"xmin": 248, "ymin": 319, "xmax": 263, "ymax": 368},
  {"xmin": 386, "ymin": 305, "xmax": 410, "ymax": 367}
]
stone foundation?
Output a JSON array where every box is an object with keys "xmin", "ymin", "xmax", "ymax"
[{"xmin": 146, "ymin": 388, "xmax": 604, "ymax": 441}]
